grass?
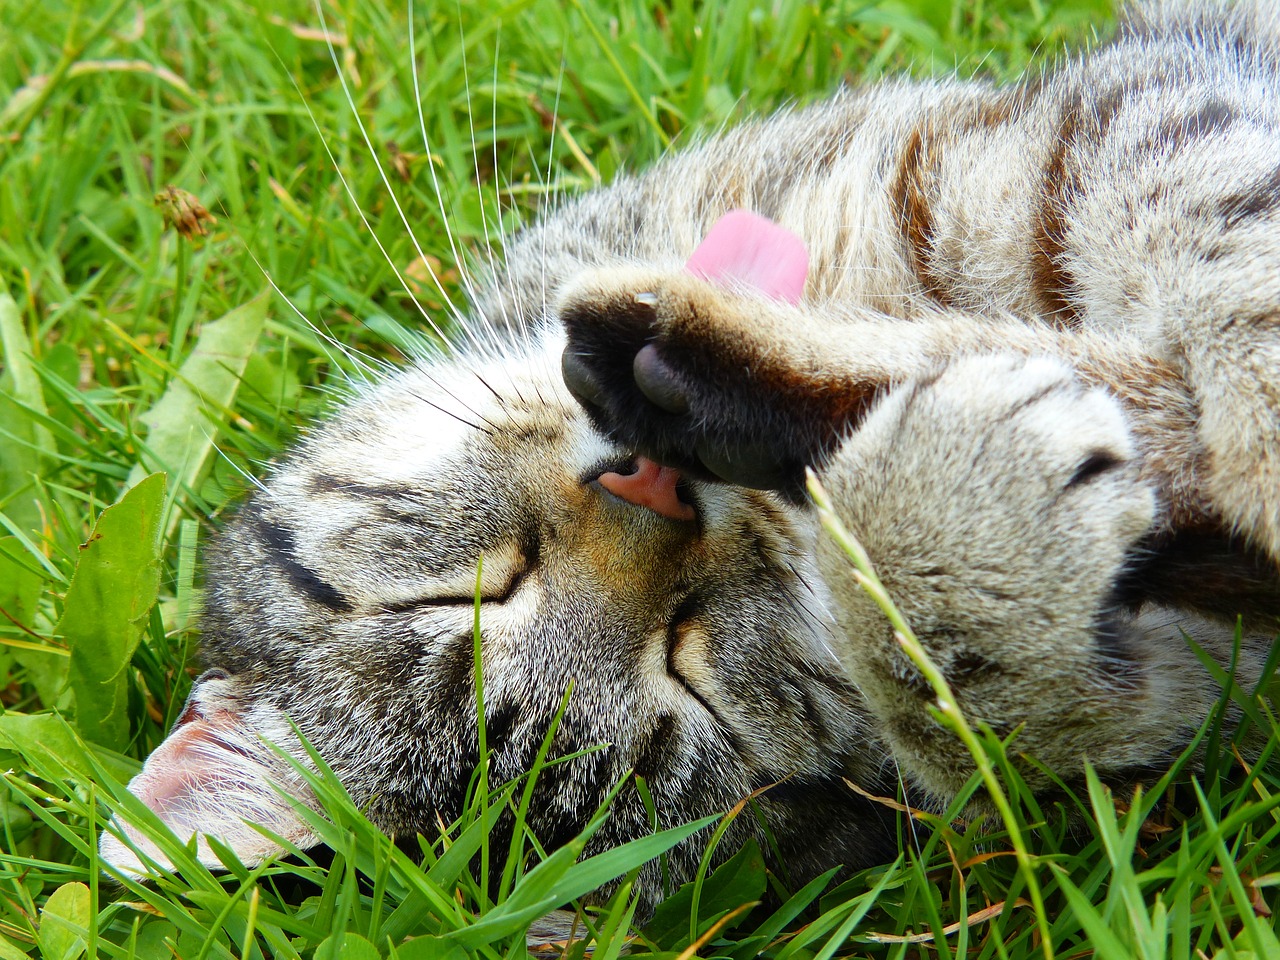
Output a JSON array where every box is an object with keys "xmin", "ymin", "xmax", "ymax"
[{"xmin": 0, "ymin": 0, "xmax": 1277, "ymax": 956}]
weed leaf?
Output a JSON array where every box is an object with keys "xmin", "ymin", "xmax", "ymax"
[
  {"xmin": 315, "ymin": 933, "xmax": 380, "ymax": 960},
  {"xmin": 126, "ymin": 291, "xmax": 269, "ymax": 531},
  {"xmin": 56, "ymin": 472, "xmax": 166, "ymax": 748},
  {"xmin": 36, "ymin": 881, "xmax": 90, "ymax": 960},
  {"xmin": 645, "ymin": 839, "xmax": 767, "ymax": 947},
  {"xmin": 391, "ymin": 935, "xmax": 469, "ymax": 960}
]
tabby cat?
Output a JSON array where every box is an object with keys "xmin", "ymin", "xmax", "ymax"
[{"xmin": 101, "ymin": 0, "xmax": 1279, "ymax": 912}]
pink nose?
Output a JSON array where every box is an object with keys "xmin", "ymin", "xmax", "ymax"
[{"xmin": 598, "ymin": 456, "xmax": 695, "ymax": 521}]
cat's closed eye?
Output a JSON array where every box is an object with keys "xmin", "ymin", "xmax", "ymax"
[{"xmin": 375, "ymin": 538, "xmax": 539, "ymax": 611}]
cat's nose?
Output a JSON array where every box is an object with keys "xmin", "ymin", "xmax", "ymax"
[{"xmin": 596, "ymin": 456, "xmax": 696, "ymax": 522}]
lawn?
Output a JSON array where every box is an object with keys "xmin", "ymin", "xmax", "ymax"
[{"xmin": 1, "ymin": 0, "xmax": 1277, "ymax": 957}]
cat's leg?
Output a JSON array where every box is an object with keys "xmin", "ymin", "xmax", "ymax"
[
  {"xmin": 811, "ymin": 354, "xmax": 1269, "ymax": 799},
  {"xmin": 1071, "ymin": 150, "xmax": 1280, "ymax": 569},
  {"xmin": 557, "ymin": 266, "xmax": 1204, "ymax": 520},
  {"xmin": 1030, "ymin": 82, "xmax": 1280, "ymax": 568},
  {"xmin": 1173, "ymin": 289, "xmax": 1280, "ymax": 569}
]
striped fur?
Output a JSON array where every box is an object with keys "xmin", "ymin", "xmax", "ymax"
[{"xmin": 102, "ymin": 0, "xmax": 1277, "ymax": 911}]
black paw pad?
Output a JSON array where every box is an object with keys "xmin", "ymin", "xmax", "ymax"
[
  {"xmin": 633, "ymin": 344, "xmax": 690, "ymax": 414},
  {"xmin": 562, "ymin": 348, "xmax": 609, "ymax": 414},
  {"xmin": 695, "ymin": 439, "xmax": 795, "ymax": 490}
]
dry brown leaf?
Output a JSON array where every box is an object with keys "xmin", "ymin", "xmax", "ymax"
[
  {"xmin": 119, "ymin": 901, "xmax": 165, "ymax": 915},
  {"xmin": 864, "ymin": 898, "xmax": 1031, "ymax": 944},
  {"xmin": 843, "ymin": 777, "xmax": 953, "ymax": 824},
  {"xmin": 404, "ymin": 254, "xmax": 459, "ymax": 298}
]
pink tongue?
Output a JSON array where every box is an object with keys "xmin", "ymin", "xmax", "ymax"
[
  {"xmin": 598, "ymin": 457, "xmax": 695, "ymax": 522},
  {"xmin": 685, "ymin": 208, "xmax": 809, "ymax": 303}
]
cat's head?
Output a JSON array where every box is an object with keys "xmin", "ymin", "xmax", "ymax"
[{"xmin": 99, "ymin": 325, "xmax": 895, "ymax": 905}]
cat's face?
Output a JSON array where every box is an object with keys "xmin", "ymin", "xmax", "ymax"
[{"xmin": 103, "ymin": 326, "xmax": 895, "ymax": 904}]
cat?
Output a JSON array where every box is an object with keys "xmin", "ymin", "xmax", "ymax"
[{"xmin": 101, "ymin": 0, "xmax": 1278, "ymax": 914}]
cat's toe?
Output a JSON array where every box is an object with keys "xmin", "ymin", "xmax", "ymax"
[
  {"xmin": 694, "ymin": 439, "xmax": 796, "ymax": 490},
  {"xmin": 562, "ymin": 348, "xmax": 611, "ymax": 412},
  {"xmin": 633, "ymin": 344, "xmax": 690, "ymax": 414}
]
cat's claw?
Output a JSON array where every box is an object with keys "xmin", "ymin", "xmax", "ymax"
[
  {"xmin": 694, "ymin": 440, "xmax": 796, "ymax": 490},
  {"xmin": 562, "ymin": 348, "xmax": 610, "ymax": 413}
]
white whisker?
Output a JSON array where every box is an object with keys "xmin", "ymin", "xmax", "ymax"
[
  {"xmin": 404, "ymin": 0, "xmax": 504, "ymax": 358},
  {"xmin": 538, "ymin": 53, "xmax": 568, "ymax": 327},
  {"xmin": 240, "ymin": 241, "xmax": 384, "ymax": 385},
  {"xmin": 312, "ymin": 0, "xmax": 471, "ymax": 355},
  {"xmin": 210, "ymin": 435, "xmax": 270, "ymax": 495},
  {"xmin": 453, "ymin": 5, "xmax": 509, "ymax": 355}
]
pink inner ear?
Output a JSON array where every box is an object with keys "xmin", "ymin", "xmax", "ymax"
[
  {"xmin": 99, "ymin": 693, "xmax": 319, "ymax": 876},
  {"xmin": 686, "ymin": 209, "xmax": 809, "ymax": 303}
]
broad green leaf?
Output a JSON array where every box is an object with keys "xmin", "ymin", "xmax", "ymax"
[
  {"xmin": 315, "ymin": 933, "xmax": 380, "ymax": 960},
  {"xmin": 645, "ymin": 840, "xmax": 767, "ymax": 947},
  {"xmin": 126, "ymin": 291, "xmax": 269, "ymax": 533},
  {"xmin": 131, "ymin": 920, "xmax": 179, "ymax": 960},
  {"xmin": 0, "ymin": 290, "xmax": 56, "ymax": 539},
  {"xmin": 0, "ymin": 934, "xmax": 30, "ymax": 960},
  {"xmin": 392, "ymin": 936, "xmax": 469, "ymax": 960},
  {"xmin": 729, "ymin": 867, "xmax": 840, "ymax": 960},
  {"xmin": 36, "ymin": 881, "xmax": 90, "ymax": 960},
  {"xmin": 0, "ymin": 535, "xmax": 43, "ymax": 630},
  {"xmin": 55, "ymin": 472, "xmax": 166, "ymax": 748},
  {"xmin": 0, "ymin": 712, "xmax": 139, "ymax": 785},
  {"xmin": 0, "ymin": 534, "xmax": 48, "ymax": 696},
  {"xmin": 0, "ymin": 291, "xmax": 54, "ymax": 450}
]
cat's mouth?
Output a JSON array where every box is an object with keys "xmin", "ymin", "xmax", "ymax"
[{"xmin": 589, "ymin": 456, "xmax": 698, "ymax": 522}]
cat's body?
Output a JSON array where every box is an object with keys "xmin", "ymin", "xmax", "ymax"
[{"xmin": 103, "ymin": 0, "xmax": 1277, "ymax": 913}]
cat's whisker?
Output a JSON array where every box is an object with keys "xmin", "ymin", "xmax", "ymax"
[
  {"xmin": 210, "ymin": 436, "xmax": 270, "ymax": 495},
  {"xmin": 242, "ymin": 242, "xmax": 384, "ymax": 385},
  {"xmin": 487, "ymin": 43, "xmax": 546, "ymax": 369},
  {"xmin": 468, "ymin": 367, "xmax": 518, "ymax": 414},
  {"xmin": 405, "ymin": 1, "xmax": 500, "ymax": 356},
  {"xmin": 403, "ymin": 388, "xmax": 495, "ymax": 436},
  {"xmin": 452, "ymin": 9, "xmax": 511, "ymax": 355},
  {"xmin": 406, "ymin": 363, "xmax": 509, "ymax": 435},
  {"xmin": 313, "ymin": 0, "xmax": 477, "ymax": 356},
  {"xmin": 537, "ymin": 57, "xmax": 569, "ymax": 328},
  {"xmin": 403, "ymin": 1, "xmax": 472, "ymax": 316}
]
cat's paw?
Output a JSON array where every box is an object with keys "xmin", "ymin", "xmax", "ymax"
[
  {"xmin": 818, "ymin": 354, "xmax": 1165, "ymax": 796},
  {"xmin": 558, "ymin": 268, "xmax": 875, "ymax": 491},
  {"xmin": 828, "ymin": 353, "xmax": 1157, "ymax": 629}
]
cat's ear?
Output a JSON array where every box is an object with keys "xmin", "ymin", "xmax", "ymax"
[{"xmin": 99, "ymin": 670, "xmax": 320, "ymax": 876}]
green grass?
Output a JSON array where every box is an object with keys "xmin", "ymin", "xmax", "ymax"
[{"xmin": 1, "ymin": 0, "xmax": 1277, "ymax": 956}]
